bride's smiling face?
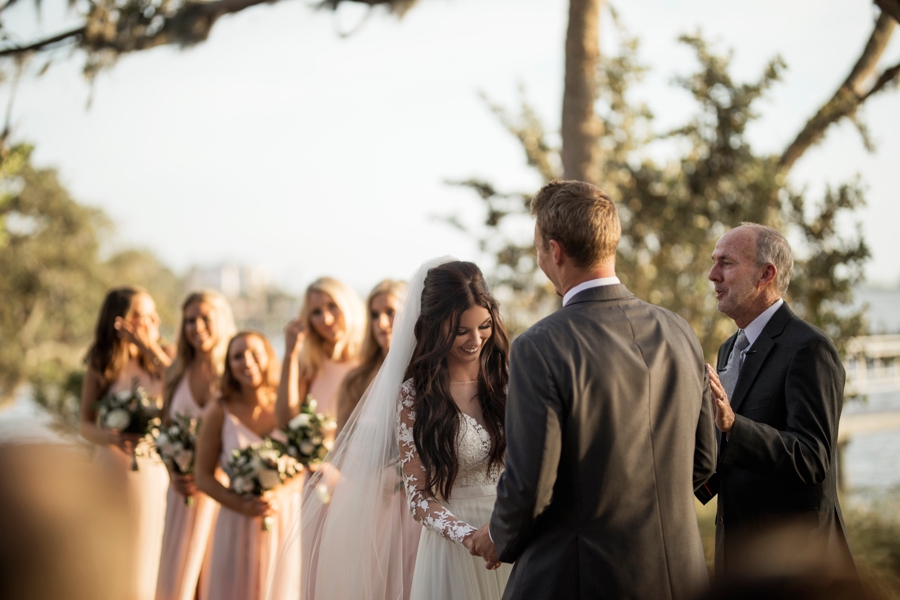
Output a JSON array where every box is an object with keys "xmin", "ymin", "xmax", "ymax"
[{"xmin": 445, "ymin": 305, "xmax": 493, "ymax": 367}]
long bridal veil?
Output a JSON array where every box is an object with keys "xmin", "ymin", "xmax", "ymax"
[{"xmin": 271, "ymin": 256, "xmax": 453, "ymax": 600}]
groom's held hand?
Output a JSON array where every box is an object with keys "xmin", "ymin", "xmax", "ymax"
[{"xmin": 469, "ymin": 524, "xmax": 500, "ymax": 570}]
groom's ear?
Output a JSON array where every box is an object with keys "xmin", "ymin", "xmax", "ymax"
[{"xmin": 549, "ymin": 239, "xmax": 566, "ymax": 266}]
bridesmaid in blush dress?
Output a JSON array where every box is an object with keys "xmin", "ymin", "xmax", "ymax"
[
  {"xmin": 195, "ymin": 331, "xmax": 303, "ymax": 600},
  {"xmin": 80, "ymin": 287, "xmax": 173, "ymax": 600},
  {"xmin": 334, "ymin": 280, "xmax": 421, "ymax": 599},
  {"xmin": 276, "ymin": 277, "xmax": 365, "ymax": 429},
  {"xmin": 156, "ymin": 291, "xmax": 236, "ymax": 600}
]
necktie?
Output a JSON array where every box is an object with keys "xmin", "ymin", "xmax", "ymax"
[{"xmin": 720, "ymin": 329, "xmax": 750, "ymax": 401}]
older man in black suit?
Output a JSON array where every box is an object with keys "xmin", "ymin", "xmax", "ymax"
[
  {"xmin": 469, "ymin": 180, "xmax": 717, "ymax": 599},
  {"xmin": 700, "ymin": 223, "xmax": 856, "ymax": 578}
]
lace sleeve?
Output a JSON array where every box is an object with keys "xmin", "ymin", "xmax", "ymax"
[{"xmin": 396, "ymin": 380, "xmax": 476, "ymax": 545}]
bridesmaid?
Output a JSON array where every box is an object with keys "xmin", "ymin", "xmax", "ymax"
[
  {"xmin": 335, "ymin": 279, "xmax": 405, "ymax": 433},
  {"xmin": 195, "ymin": 331, "xmax": 302, "ymax": 600},
  {"xmin": 80, "ymin": 287, "xmax": 172, "ymax": 600},
  {"xmin": 156, "ymin": 291, "xmax": 236, "ymax": 600},
  {"xmin": 276, "ymin": 277, "xmax": 365, "ymax": 428},
  {"xmin": 333, "ymin": 279, "xmax": 420, "ymax": 599}
]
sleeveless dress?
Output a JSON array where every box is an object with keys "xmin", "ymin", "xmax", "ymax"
[
  {"xmin": 92, "ymin": 366, "xmax": 169, "ymax": 600},
  {"xmin": 397, "ymin": 379, "xmax": 512, "ymax": 600},
  {"xmin": 202, "ymin": 405, "xmax": 302, "ymax": 600},
  {"xmin": 155, "ymin": 377, "xmax": 221, "ymax": 600},
  {"xmin": 308, "ymin": 358, "xmax": 356, "ymax": 419}
]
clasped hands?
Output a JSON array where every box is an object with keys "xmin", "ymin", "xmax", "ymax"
[{"xmin": 464, "ymin": 524, "xmax": 501, "ymax": 570}]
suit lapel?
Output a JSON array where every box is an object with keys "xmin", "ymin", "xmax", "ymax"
[{"xmin": 729, "ymin": 303, "xmax": 794, "ymax": 414}]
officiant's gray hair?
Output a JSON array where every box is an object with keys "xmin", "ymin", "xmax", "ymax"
[
  {"xmin": 531, "ymin": 180, "xmax": 620, "ymax": 269},
  {"xmin": 739, "ymin": 222, "xmax": 794, "ymax": 295}
]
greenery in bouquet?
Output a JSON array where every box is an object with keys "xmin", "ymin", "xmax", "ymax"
[
  {"xmin": 154, "ymin": 412, "xmax": 200, "ymax": 504},
  {"xmin": 226, "ymin": 438, "xmax": 303, "ymax": 530},
  {"xmin": 94, "ymin": 377, "xmax": 162, "ymax": 470},
  {"xmin": 281, "ymin": 396, "xmax": 337, "ymax": 469}
]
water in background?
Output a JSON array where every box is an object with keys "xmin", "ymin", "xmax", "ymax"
[{"xmin": 2, "ymin": 287, "xmax": 899, "ymax": 498}]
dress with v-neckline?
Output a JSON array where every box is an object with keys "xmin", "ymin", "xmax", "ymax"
[
  {"xmin": 203, "ymin": 403, "xmax": 301, "ymax": 600},
  {"xmin": 156, "ymin": 375, "xmax": 221, "ymax": 600}
]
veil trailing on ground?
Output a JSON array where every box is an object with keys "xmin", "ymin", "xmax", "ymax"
[{"xmin": 271, "ymin": 256, "xmax": 454, "ymax": 600}]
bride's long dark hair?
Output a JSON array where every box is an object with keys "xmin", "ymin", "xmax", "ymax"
[{"xmin": 404, "ymin": 261, "xmax": 509, "ymax": 500}]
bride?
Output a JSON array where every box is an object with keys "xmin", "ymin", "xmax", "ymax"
[{"xmin": 291, "ymin": 258, "xmax": 512, "ymax": 600}]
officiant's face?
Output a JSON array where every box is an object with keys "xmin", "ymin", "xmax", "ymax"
[
  {"xmin": 709, "ymin": 228, "xmax": 764, "ymax": 319},
  {"xmin": 446, "ymin": 305, "xmax": 493, "ymax": 366}
]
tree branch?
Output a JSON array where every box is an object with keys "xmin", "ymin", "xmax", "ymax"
[
  {"xmin": 779, "ymin": 12, "xmax": 897, "ymax": 172},
  {"xmin": 0, "ymin": 26, "xmax": 85, "ymax": 58},
  {"xmin": 875, "ymin": 0, "xmax": 900, "ymax": 25},
  {"xmin": 0, "ymin": 0, "xmax": 409, "ymax": 60}
]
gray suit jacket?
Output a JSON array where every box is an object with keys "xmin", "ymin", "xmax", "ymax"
[
  {"xmin": 490, "ymin": 284, "xmax": 717, "ymax": 600},
  {"xmin": 696, "ymin": 302, "xmax": 856, "ymax": 577}
]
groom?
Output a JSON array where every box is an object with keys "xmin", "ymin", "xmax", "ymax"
[{"xmin": 470, "ymin": 180, "xmax": 717, "ymax": 599}]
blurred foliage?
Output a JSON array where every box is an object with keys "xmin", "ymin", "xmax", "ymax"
[
  {"xmin": 845, "ymin": 498, "xmax": 900, "ymax": 598},
  {"xmin": 0, "ymin": 0, "xmax": 417, "ymax": 84},
  {"xmin": 696, "ymin": 497, "xmax": 900, "ymax": 597},
  {"xmin": 0, "ymin": 143, "xmax": 183, "ymax": 415},
  {"xmin": 456, "ymin": 18, "xmax": 870, "ymax": 361}
]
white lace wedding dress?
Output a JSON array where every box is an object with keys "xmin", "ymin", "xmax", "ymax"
[{"xmin": 397, "ymin": 379, "xmax": 512, "ymax": 600}]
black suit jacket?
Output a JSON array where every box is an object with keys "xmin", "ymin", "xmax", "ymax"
[
  {"xmin": 490, "ymin": 284, "xmax": 717, "ymax": 600},
  {"xmin": 696, "ymin": 302, "xmax": 855, "ymax": 577}
]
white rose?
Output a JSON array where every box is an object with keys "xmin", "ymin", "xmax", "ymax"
[
  {"xmin": 115, "ymin": 390, "xmax": 132, "ymax": 403},
  {"xmin": 157, "ymin": 439, "xmax": 174, "ymax": 458},
  {"xmin": 169, "ymin": 426, "xmax": 180, "ymax": 437},
  {"xmin": 232, "ymin": 476, "xmax": 252, "ymax": 494},
  {"xmin": 257, "ymin": 468, "xmax": 281, "ymax": 490},
  {"xmin": 299, "ymin": 440, "xmax": 315, "ymax": 456},
  {"xmin": 105, "ymin": 409, "xmax": 131, "ymax": 431},
  {"xmin": 250, "ymin": 456, "xmax": 263, "ymax": 472},
  {"xmin": 174, "ymin": 449, "xmax": 193, "ymax": 473},
  {"xmin": 315, "ymin": 483, "xmax": 332, "ymax": 505},
  {"xmin": 289, "ymin": 413, "xmax": 311, "ymax": 429},
  {"xmin": 172, "ymin": 442, "xmax": 184, "ymax": 454}
]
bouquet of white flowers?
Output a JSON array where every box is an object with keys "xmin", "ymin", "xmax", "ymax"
[
  {"xmin": 95, "ymin": 378, "xmax": 162, "ymax": 471},
  {"xmin": 154, "ymin": 413, "xmax": 200, "ymax": 505},
  {"xmin": 281, "ymin": 396, "xmax": 337, "ymax": 470},
  {"xmin": 226, "ymin": 438, "xmax": 303, "ymax": 530}
]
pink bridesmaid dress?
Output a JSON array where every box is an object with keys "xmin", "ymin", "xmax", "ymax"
[
  {"xmin": 202, "ymin": 404, "xmax": 302, "ymax": 600},
  {"xmin": 308, "ymin": 358, "xmax": 356, "ymax": 419},
  {"xmin": 155, "ymin": 377, "xmax": 221, "ymax": 600},
  {"xmin": 92, "ymin": 367, "xmax": 169, "ymax": 600}
]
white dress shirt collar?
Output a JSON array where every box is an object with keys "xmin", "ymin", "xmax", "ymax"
[
  {"xmin": 742, "ymin": 298, "xmax": 784, "ymax": 348},
  {"xmin": 562, "ymin": 277, "xmax": 621, "ymax": 307}
]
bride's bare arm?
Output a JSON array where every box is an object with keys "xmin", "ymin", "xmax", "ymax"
[{"xmin": 397, "ymin": 381, "xmax": 476, "ymax": 546}]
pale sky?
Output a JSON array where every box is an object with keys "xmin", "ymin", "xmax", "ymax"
[{"xmin": 6, "ymin": 0, "xmax": 899, "ymax": 295}]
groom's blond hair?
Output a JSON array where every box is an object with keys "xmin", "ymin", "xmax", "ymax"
[{"xmin": 531, "ymin": 180, "xmax": 620, "ymax": 269}]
